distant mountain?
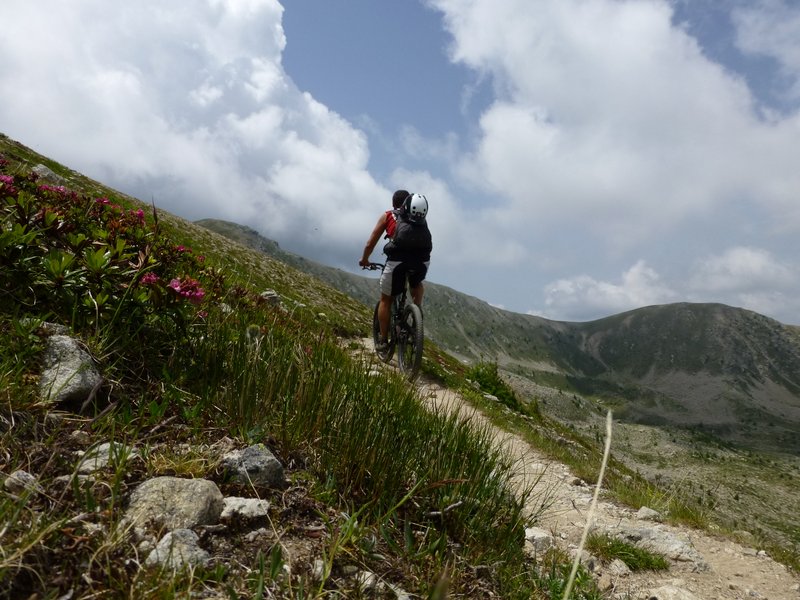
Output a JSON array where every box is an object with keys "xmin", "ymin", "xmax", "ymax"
[{"xmin": 196, "ymin": 219, "xmax": 800, "ymax": 452}]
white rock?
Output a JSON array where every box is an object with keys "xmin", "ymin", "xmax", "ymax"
[
  {"xmin": 220, "ymin": 497, "xmax": 270, "ymax": 520},
  {"xmin": 3, "ymin": 470, "xmax": 42, "ymax": 495}
]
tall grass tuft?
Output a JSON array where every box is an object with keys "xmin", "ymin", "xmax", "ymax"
[{"xmin": 188, "ymin": 302, "xmax": 530, "ymax": 553}]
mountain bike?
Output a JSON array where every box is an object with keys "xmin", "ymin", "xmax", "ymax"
[{"xmin": 362, "ymin": 262, "xmax": 424, "ymax": 380}]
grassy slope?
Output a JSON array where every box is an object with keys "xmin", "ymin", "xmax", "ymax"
[{"xmin": 0, "ymin": 133, "xmax": 613, "ymax": 598}]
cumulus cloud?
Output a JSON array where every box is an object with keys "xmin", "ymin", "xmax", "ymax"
[
  {"xmin": 686, "ymin": 247, "xmax": 800, "ymax": 320},
  {"xmin": 733, "ymin": 0, "xmax": 800, "ymax": 100},
  {"xmin": 429, "ymin": 0, "xmax": 800, "ymax": 242},
  {"xmin": 689, "ymin": 246, "xmax": 796, "ymax": 293},
  {"xmin": 0, "ymin": 0, "xmax": 387, "ymax": 269},
  {"xmin": 539, "ymin": 261, "xmax": 678, "ymax": 321}
]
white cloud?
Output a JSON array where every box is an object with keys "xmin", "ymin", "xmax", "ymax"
[
  {"xmin": 733, "ymin": 0, "xmax": 800, "ymax": 99},
  {"xmin": 685, "ymin": 246, "xmax": 799, "ymax": 321},
  {"xmin": 0, "ymin": 0, "xmax": 387, "ymax": 269},
  {"xmin": 430, "ymin": 0, "xmax": 800, "ymax": 243},
  {"xmin": 689, "ymin": 246, "xmax": 796, "ymax": 293},
  {"xmin": 538, "ymin": 261, "xmax": 677, "ymax": 321}
]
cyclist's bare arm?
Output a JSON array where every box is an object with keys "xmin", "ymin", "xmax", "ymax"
[{"xmin": 360, "ymin": 213, "xmax": 388, "ymax": 266}]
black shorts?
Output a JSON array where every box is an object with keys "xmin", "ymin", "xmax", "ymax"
[{"xmin": 380, "ymin": 260, "xmax": 429, "ymax": 296}]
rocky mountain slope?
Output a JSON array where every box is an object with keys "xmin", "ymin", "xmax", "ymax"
[
  {"xmin": 197, "ymin": 219, "xmax": 800, "ymax": 454},
  {"xmin": 198, "ymin": 219, "xmax": 800, "ymax": 563}
]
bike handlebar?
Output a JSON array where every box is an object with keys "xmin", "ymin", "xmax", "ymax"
[{"xmin": 361, "ymin": 262, "xmax": 385, "ymax": 271}]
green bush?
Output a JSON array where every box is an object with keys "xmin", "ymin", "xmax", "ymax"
[{"xmin": 467, "ymin": 360, "xmax": 523, "ymax": 411}]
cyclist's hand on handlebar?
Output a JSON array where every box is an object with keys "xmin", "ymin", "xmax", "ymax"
[{"xmin": 359, "ymin": 258, "xmax": 370, "ymax": 268}]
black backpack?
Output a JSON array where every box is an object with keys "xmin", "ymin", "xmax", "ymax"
[{"xmin": 384, "ymin": 208, "xmax": 432, "ymax": 258}]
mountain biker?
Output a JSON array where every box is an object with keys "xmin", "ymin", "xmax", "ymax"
[{"xmin": 359, "ymin": 190, "xmax": 432, "ymax": 353}]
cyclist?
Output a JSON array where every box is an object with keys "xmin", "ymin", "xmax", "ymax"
[{"xmin": 359, "ymin": 190, "xmax": 432, "ymax": 353}]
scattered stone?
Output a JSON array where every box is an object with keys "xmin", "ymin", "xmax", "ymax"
[
  {"xmin": 70, "ymin": 429, "xmax": 92, "ymax": 445},
  {"xmin": 32, "ymin": 321, "xmax": 70, "ymax": 336},
  {"xmin": 144, "ymin": 529, "xmax": 209, "ymax": 569},
  {"xmin": 125, "ymin": 476, "xmax": 224, "ymax": 531},
  {"xmin": 220, "ymin": 497, "xmax": 270, "ymax": 520},
  {"xmin": 3, "ymin": 470, "xmax": 43, "ymax": 495},
  {"xmin": 355, "ymin": 570, "xmax": 380, "ymax": 593},
  {"xmin": 615, "ymin": 525, "xmax": 708, "ymax": 571},
  {"xmin": 260, "ymin": 290, "xmax": 281, "ymax": 306},
  {"xmin": 77, "ymin": 441, "xmax": 136, "ymax": 473},
  {"xmin": 607, "ymin": 558, "xmax": 631, "ymax": 577},
  {"xmin": 524, "ymin": 526, "xmax": 555, "ymax": 556},
  {"xmin": 32, "ymin": 164, "xmax": 67, "ymax": 185},
  {"xmin": 647, "ymin": 584, "xmax": 699, "ymax": 600},
  {"xmin": 386, "ymin": 581, "xmax": 412, "ymax": 600},
  {"xmin": 244, "ymin": 528, "xmax": 271, "ymax": 543},
  {"xmin": 566, "ymin": 548, "xmax": 598, "ymax": 573},
  {"xmin": 636, "ymin": 506, "xmax": 663, "ymax": 522},
  {"xmin": 39, "ymin": 335, "xmax": 103, "ymax": 406},
  {"xmin": 311, "ymin": 559, "xmax": 326, "ymax": 580},
  {"xmin": 220, "ymin": 444, "xmax": 284, "ymax": 489},
  {"xmin": 597, "ymin": 572, "xmax": 613, "ymax": 592}
]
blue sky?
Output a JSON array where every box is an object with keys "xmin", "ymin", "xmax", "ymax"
[{"xmin": 2, "ymin": 0, "xmax": 800, "ymax": 325}]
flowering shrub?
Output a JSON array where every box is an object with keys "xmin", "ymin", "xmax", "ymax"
[
  {"xmin": 168, "ymin": 277, "xmax": 205, "ymax": 305},
  {"xmin": 0, "ymin": 158, "xmax": 217, "ymax": 374}
]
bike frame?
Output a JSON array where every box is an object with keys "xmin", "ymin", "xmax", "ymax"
[{"xmin": 363, "ymin": 262, "xmax": 424, "ymax": 380}]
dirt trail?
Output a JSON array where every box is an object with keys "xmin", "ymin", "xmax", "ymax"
[{"xmin": 414, "ymin": 378, "xmax": 800, "ymax": 600}]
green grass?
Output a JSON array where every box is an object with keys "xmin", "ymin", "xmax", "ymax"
[
  {"xmin": 0, "ymin": 137, "xmax": 606, "ymax": 598},
  {"xmin": 586, "ymin": 533, "xmax": 669, "ymax": 571}
]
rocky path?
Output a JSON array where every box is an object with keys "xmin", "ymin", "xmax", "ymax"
[{"xmin": 415, "ymin": 379, "xmax": 800, "ymax": 600}]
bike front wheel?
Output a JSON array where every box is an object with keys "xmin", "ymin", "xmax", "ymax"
[{"xmin": 397, "ymin": 303, "xmax": 424, "ymax": 380}]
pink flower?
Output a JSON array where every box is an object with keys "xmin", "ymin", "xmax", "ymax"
[
  {"xmin": 140, "ymin": 272, "xmax": 159, "ymax": 286},
  {"xmin": 129, "ymin": 208, "xmax": 145, "ymax": 225},
  {"xmin": 167, "ymin": 277, "xmax": 205, "ymax": 305}
]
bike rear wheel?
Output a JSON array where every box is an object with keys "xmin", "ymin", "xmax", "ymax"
[
  {"xmin": 397, "ymin": 303, "xmax": 424, "ymax": 379},
  {"xmin": 372, "ymin": 301, "xmax": 394, "ymax": 362}
]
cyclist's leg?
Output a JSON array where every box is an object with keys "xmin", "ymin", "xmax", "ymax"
[
  {"xmin": 378, "ymin": 261, "xmax": 403, "ymax": 341},
  {"xmin": 378, "ymin": 293, "xmax": 392, "ymax": 340},
  {"xmin": 411, "ymin": 283, "xmax": 424, "ymax": 306},
  {"xmin": 408, "ymin": 261, "xmax": 430, "ymax": 307}
]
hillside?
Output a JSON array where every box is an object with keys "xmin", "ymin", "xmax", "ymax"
[
  {"xmin": 2, "ymin": 133, "xmax": 799, "ymax": 598},
  {"xmin": 197, "ymin": 219, "xmax": 800, "ymax": 453},
  {"xmin": 197, "ymin": 218, "xmax": 800, "ymax": 563},
  {"xmin": 0, "ymin": 134, "xmax": 557, "ymax": 598}
]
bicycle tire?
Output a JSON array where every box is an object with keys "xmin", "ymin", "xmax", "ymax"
[
  {"xmin": 397, "ymin": 303, "xmax": 424, "ymax": 379},
  {"xmin": 372, "ymin": 301, "xmax": 394, "ymax": 362}
]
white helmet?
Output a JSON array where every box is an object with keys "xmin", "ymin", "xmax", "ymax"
[{"xmin": 404, "ymin": 193, "xmax": 428, "ymax": 221}]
